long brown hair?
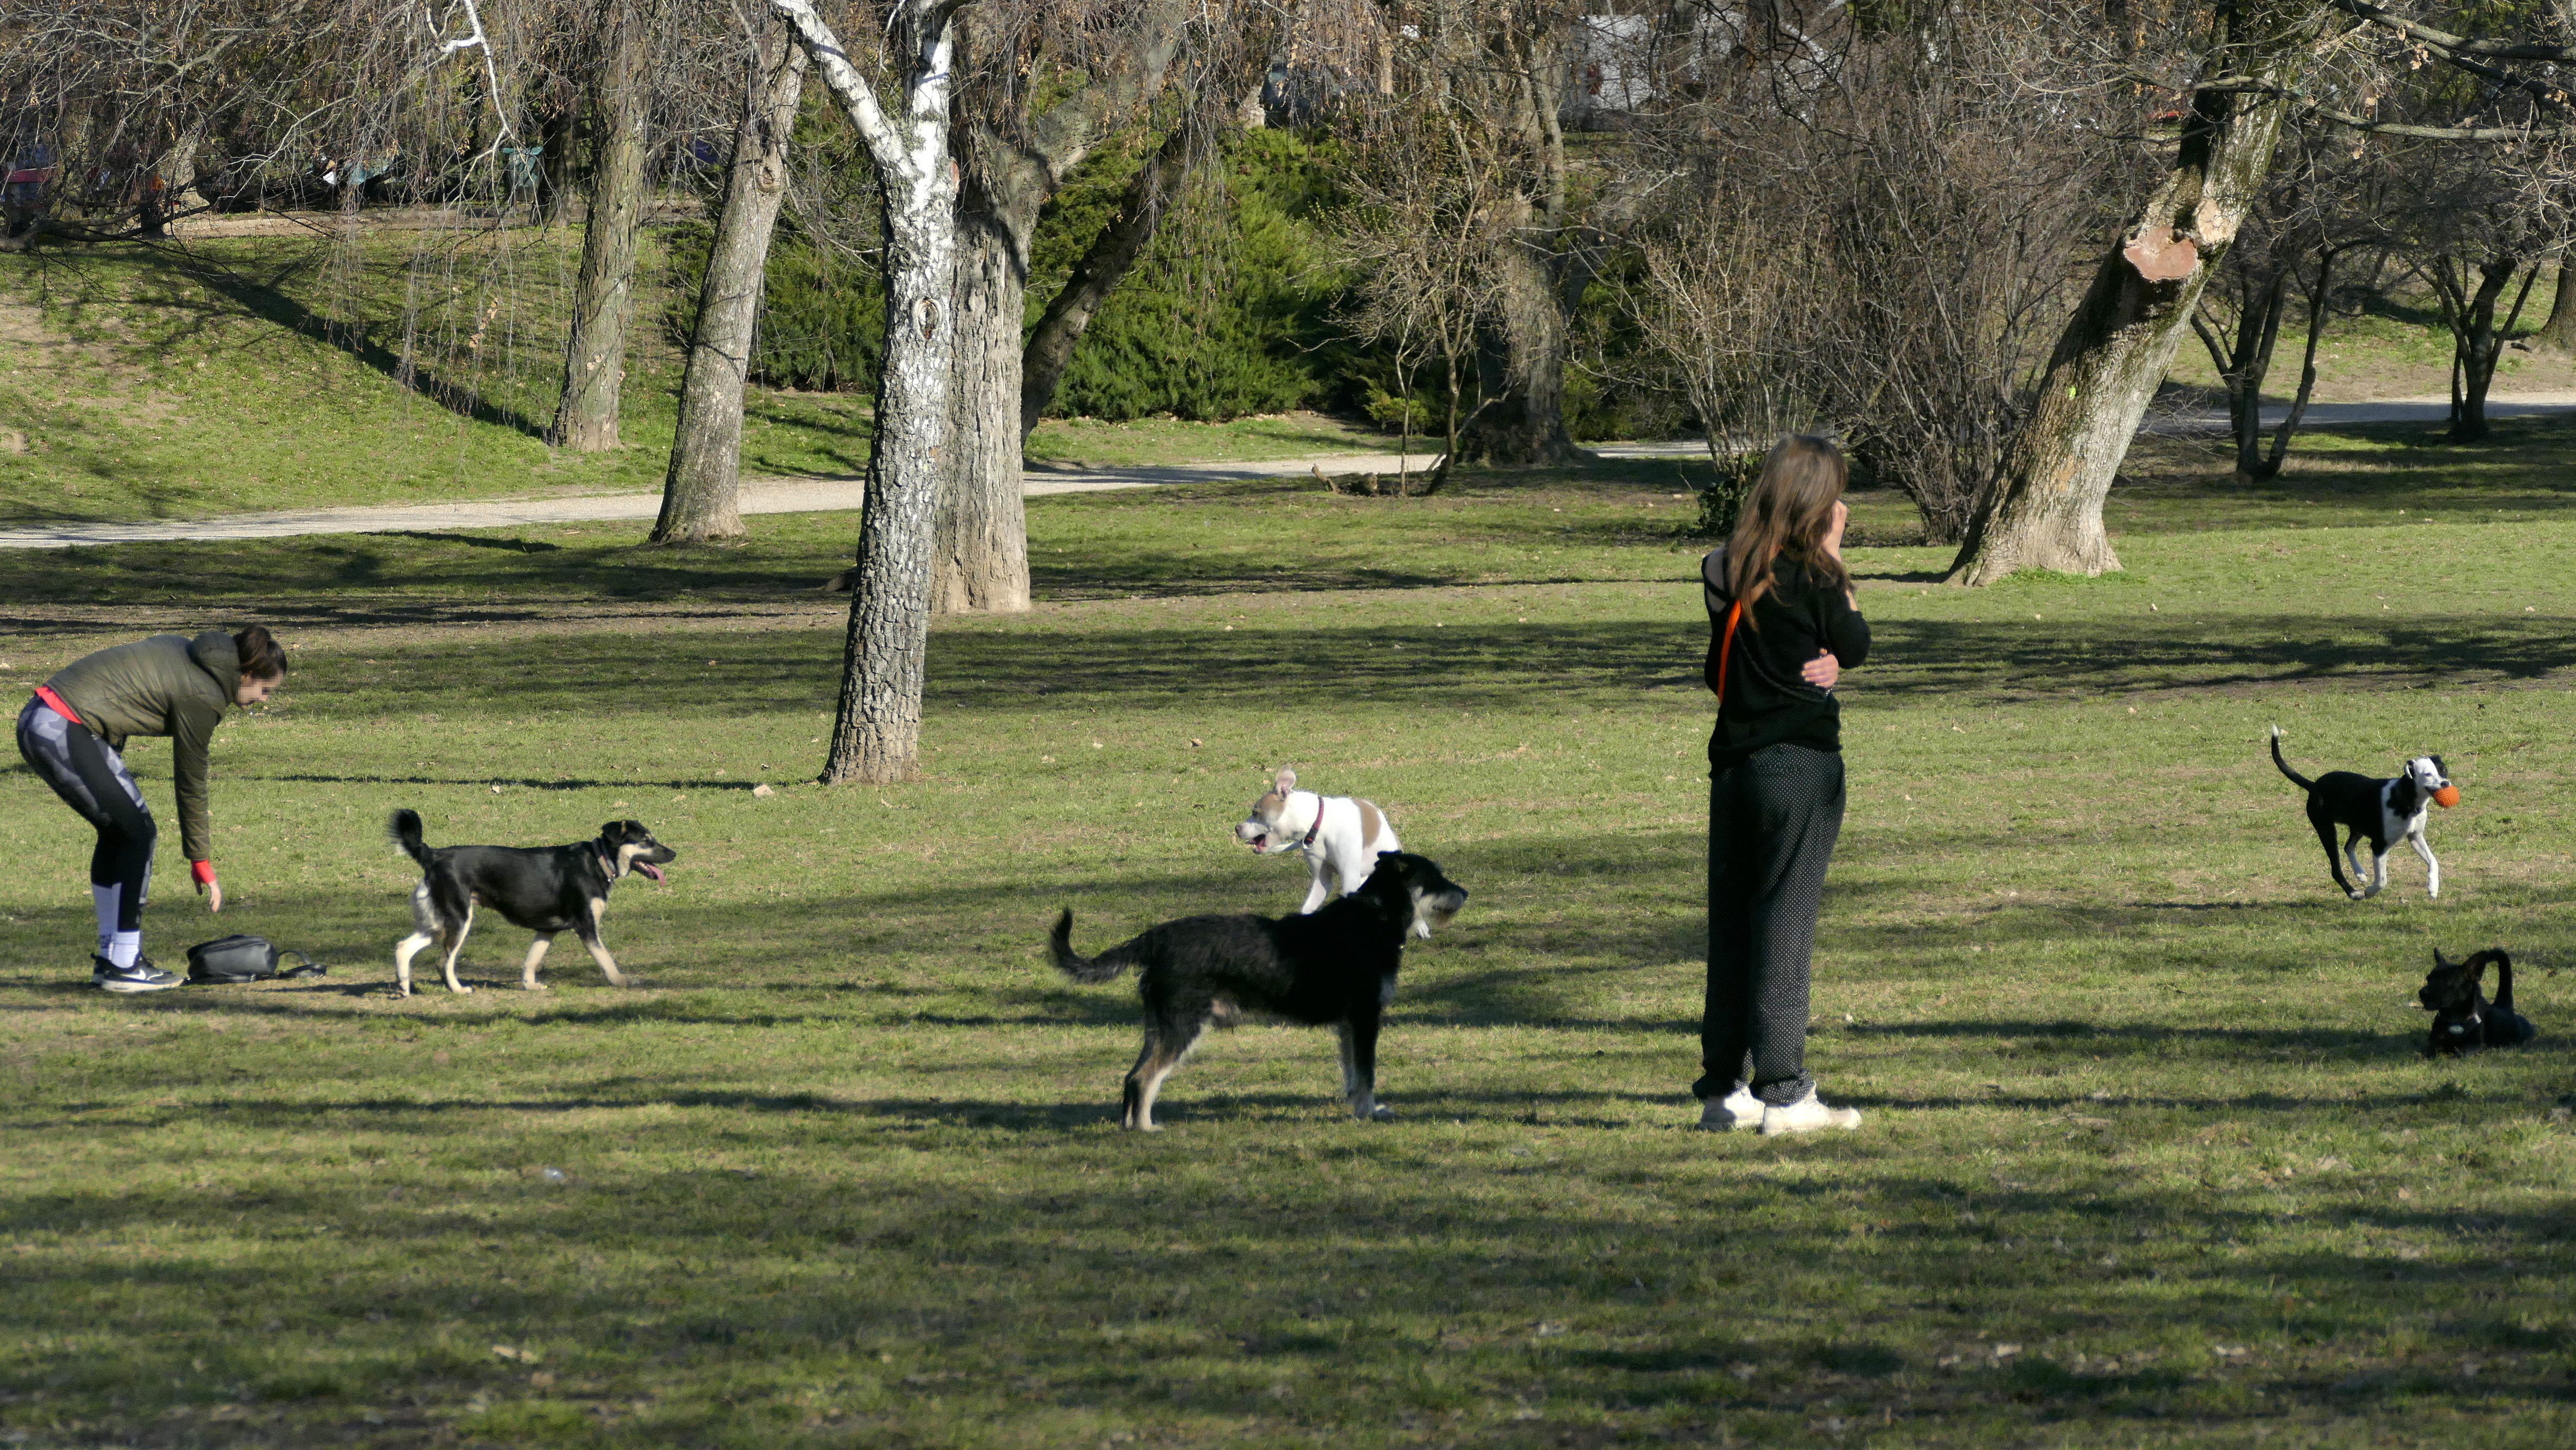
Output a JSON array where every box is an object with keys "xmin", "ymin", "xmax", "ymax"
[
  {"xmin": 233, "ymin": 624, "xmax": 288, "ymax": 680},
  {"xmin": 1724, "ymin": 434, "xmax": 1852, "ymax": 619}
]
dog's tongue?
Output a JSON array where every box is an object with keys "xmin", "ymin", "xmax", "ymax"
[{"xmin": 636, "ymin": 861, "xmax": 666, "ymax": 882}]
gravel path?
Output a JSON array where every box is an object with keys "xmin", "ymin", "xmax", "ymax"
[{"xmin": 0, "ymin": 442, "xmax": 1705, "ymax": 550}]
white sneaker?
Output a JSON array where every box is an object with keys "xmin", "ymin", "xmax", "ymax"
[
  {"xmin": 1697, "ymin": 1085, "xmax": 1763, "ymax": 1131},
  {"xmin": 1759, "ymin": 1088, "xmax": 1861, "ymax": 1136}
]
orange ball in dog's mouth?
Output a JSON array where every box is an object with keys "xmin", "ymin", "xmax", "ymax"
[{"xmin": 2434, "ymin": 786, "xmax": 2461, "ymax": 809}]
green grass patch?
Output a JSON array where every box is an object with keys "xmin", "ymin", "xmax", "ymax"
[
  {"xmin": 0, "ymin": 234, "xmax": 1394, "ymax": 526},
  {"xmin": 1, "ymin": 438, "xmax": 2574, "ymax": 1448}
]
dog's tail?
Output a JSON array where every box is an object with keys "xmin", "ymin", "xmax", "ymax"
[
  {"xmin": 2476, "ymin": 948, "xmax": 2516, "ymax": 1012},
  {"xmin": 388, "ymin": 808, "xmax": 436, "ymax": 870},
  {"xmin": 1048, "ymin": 909, "xmax": 1133, "ymax": 984},
  {"xmin": 2268, "ymin": 726, "xmax": 2314, "ymax": 790}
]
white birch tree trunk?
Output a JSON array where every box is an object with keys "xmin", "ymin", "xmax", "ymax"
[{"xmin": 772, "ymin": 0, "xmax": 960, "ymax": 785}]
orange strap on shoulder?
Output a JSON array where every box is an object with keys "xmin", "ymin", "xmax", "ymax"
[{"xmin": 1715, "ymin": 600, "xmax": 1744, "ymax": 708}]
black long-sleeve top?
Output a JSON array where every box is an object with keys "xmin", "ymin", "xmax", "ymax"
[{"xmin": 1702, "ymin": 547, "xmax": 1872, "ymax": 770}]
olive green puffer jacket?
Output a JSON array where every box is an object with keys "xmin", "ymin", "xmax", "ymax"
[{"xmin": 44, "ymin": 630, "xmax": 240, "ymax": 864}]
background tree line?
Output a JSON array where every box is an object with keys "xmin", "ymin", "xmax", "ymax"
[{"xmin": 8, "ymin": 0, "xmax": 2576, "ymax": 778}]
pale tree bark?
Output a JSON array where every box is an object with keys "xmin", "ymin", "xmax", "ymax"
[
  {"xmin": 652, "ymin": 18, "xmax": 808, "ymax": 544},
  {"xmin": 548, "ymin": 0, "xmax": 658, "ymax": 452},
  {"xmin": 933, "ymin": 1, "xmax": 1194, "ymax": 616},
  {"xmin": 1947, "ymin": 2, "xmax": 2315, "ymax": 584},
  {"xmin": 772, "ymin": 0, "xmax": 961, "ymax": 786}
]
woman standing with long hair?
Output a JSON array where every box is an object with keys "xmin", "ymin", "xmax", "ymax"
[
  {"xmin": 15, "ymin": 626, "xmax": 287, "ymax": 992},
  {"xmin": 1694, "ymin": 436, "xmax": 1870, "ymax": 1133}
]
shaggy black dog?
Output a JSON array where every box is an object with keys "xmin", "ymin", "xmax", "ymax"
[
  {"xmin": 2418, "ymin": 948, "xmax": 2536, "ymax": 1058},
  {"xmin": 1048, "ymin": 851, "xmax": 1468, "ymax": 1130}
]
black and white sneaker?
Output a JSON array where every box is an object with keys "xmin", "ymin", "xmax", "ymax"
[{"xmin": 93, "ymin": 955, "xmax": 182, "ymax": 994}]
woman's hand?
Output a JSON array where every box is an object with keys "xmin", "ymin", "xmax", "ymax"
[
  {"xmin": 199, "ymin": 877, "xmax": 222, "ymax": 913},
  {"xmin": 1802, "ymin": 650, "xmax": 1841, "ymax": 691}
]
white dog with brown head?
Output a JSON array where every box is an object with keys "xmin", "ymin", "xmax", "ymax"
[{"xmin": 1236, "ymin": 768, "xmax": 1403, "ymax": 915}]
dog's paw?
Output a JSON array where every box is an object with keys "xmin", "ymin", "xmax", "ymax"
[
  {"xmin": 524, "ymin": 981, "xmax": 549, "ymax": 992},
  {"xmin": 1367, "ymin": 1104, "xmax": 1395, "ymax": 1122},
  {"xmin": 450, "ymin": 984, "xmax": 475, "ymax": 994}
]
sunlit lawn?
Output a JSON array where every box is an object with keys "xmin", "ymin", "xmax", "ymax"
[{"xmin": 1, "ymin": 442, "xmax": 2572, "ymax": 1447}]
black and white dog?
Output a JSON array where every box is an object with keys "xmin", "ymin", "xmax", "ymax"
[
  {"xmin": 1047, "ymin": 851, "xmax": 1468, "ymax": 1130},
  {"xmin": 389, "ymin": 809, "xmax": 676, "ymax": 996},
  {"xmin": 2269, "ymin": 727, "xmax": 2455, "ymax": 899},
  {"xmin": 2418, "ymin": 948, "xmax": 2535, "ymax": 1057}
]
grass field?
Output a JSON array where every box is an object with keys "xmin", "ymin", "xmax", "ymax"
[
  {"xmin": 0, "ymin": 233, "xmax": 1388, "ymax": 525},
  {"xmin": 3, "ymin": 416, "xmax": 2574, "ymax": 1448}
]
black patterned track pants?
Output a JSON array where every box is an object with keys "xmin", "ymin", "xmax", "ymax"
[{"xmin": 1695, "ymin": 743, "xmax": 1845, "ymax": 1105}]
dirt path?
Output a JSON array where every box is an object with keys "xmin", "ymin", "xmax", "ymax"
[{"xmin": 0, "ymin": 443, "xmax": 1704, "ymax": 550}]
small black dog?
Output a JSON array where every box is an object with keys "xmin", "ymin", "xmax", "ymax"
[
  {"xmin": 388, "ymin": 808, "xmax": 676, "ymax": 996},
  {"xmin": 1047, "ymin": 851, "xmax": 1468, "ymax": 1130},
  {"xmin": 2418, "ymin": 948, "xmax": 2536, "ymax": 1058},
  {"xmin": 2270, "ymin": 726, "xmax": 2454, "ymax": 899}
]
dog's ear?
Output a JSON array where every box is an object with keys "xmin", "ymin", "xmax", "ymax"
[
  {"xmin": 2431, "ymin": 755, "xmax": 2450, "ymax": 780},
  {"xmin": 2433, "ymin": 948, "xmax": 2454, "ymax": 969},
  {"xmin": 1276, "ymin": 768, "xmax": 1297, "ymax": 793}
]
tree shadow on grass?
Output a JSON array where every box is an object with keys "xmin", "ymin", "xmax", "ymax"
[{"xmin": 185, "ymin": 253, "xmax": 550, "ymax": 438}]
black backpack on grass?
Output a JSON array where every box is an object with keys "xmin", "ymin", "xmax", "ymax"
[{"xmin": 184, "ymin": 935, "xmax": 327, "ymax": 984}]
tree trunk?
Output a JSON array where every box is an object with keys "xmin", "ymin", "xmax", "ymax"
[
  {"xmin": 2246, "ymin": 246, "xmax": 2338, "ymax": 482},
  {"xmin": 936, "ymin": 184, "xmax": 1037, "ymax": 614},
  {"xmin": 774, "ymin": 0, "xmax": 961, "ymax": 786},
  {"xmin": 537, "ymin": 103, "xmax": 579, "ymax": 223},
  {"xmin": 1458, "ymin": 228, "xmax": 1579, "ymax": 464},
  {"xmin": 1457, "ymin": 20, "xmax": 1582, "ymax": 467},
  {"xmin": 547, "ymin": 0, "xmax": 655, "ymax": 453},
  {"xmin": 2436, "ymin": 256, "xmax": 2538, "ymax": 444},
  {"xmin": 653, "ymin": 20, "xmax": 807, "ymax": 545},
  {"xmin": 2190, "ymin": 264, "xmax": 2288, "ymax": 482},
  {"xmin": 1020, "ymin": 125, "xmax": 1190, "ymax": 439},
  {"xmin": 1946, "ymin": 5, "xmax": 2309, "ymax": 585},
  {"xmin": 2532, "ymin": 255, "xmax": 2576, "ymax": 354},
  {"xmin": 932, "ymin": 0, "xmax": 1193, "ymax": 615}
]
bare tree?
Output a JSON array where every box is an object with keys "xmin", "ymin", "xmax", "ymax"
[
  {"xmin": 1948, "ymin": 0, "xmax": 2318, "ymax": 584},
  {"xmin": 653, "ymin": 13, "xmax": 809, "ymax": 543},
  {"xmin": 2189, "ymin": 142, "xmax": 2385, "ymax": 481},
  {"xmin": 1954, "ymin": 0, "xmax": 2576, "ymax": 581}
]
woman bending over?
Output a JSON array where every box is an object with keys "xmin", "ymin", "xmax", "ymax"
[{"xmin": 15, "ymin": 626, "xmax": 287, "ymax": 992}]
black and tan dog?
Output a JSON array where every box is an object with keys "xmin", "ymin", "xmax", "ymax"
[
  {"xmin": 1047, "ymin": 851, "xmax": 1468, "ymax": 1130},
  {"xmin": 388, "ymin": 808, "xmax": 675, "ymax": 996},
  {"xmin": 2418, "ymin": 948, "xmax": 2536, "ymax": 1058}
]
